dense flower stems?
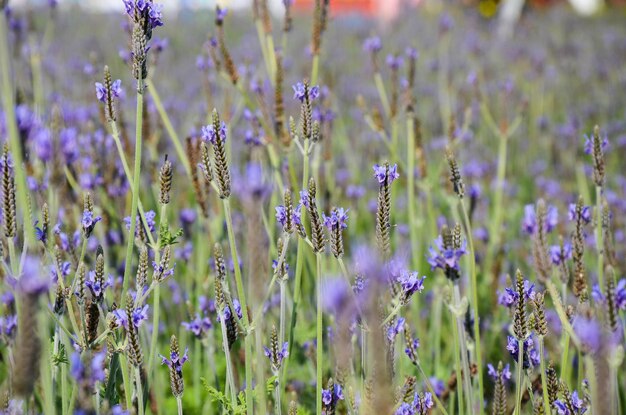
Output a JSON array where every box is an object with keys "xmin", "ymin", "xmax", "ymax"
[
  {"xmin": 286, "ymin": 137, "xmax": 310, "ymax": 374},
  {"xmin": 459, "ymin": 198, "xmax": 484, "ymax": 411},
  {"xmin": 122, "ymin": 77, "xmax": 145, "ymax": 297},
  {"xmin": 0, "ymin": 10, "xmax": 35, "ymax": 245},
  {"xmin": 223, "ymin": 198, "xmax": 254, "ymax": 415},
  {"xmin": 316, "ymin": 253, "xmax": 323, "ymax": 415}
]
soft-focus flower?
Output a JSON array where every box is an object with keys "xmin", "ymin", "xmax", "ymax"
[
  {"xmin": 373, "ymin": 163, "xmax": 399, "ymax": 184},
  {"xmin": 81, "ymin": 210, "xmax": 101, "ymax": 238},
  {"xmin": 363, "ymin": 36, "xmax": 382, "ymax": 53},
  {"xmin": 387, "ymin": 317, "xmax": 405, "ymax": 341},
  {"xmin": 427, "ymin": 235, "xmax": 466, "ymax": 272},
  {"xmin": 522, "ymin": 203, "xmax": 557, "ymax": 234},
  {"xmin": 573, "ymin": 316, "xmax": 601, "ymax": 354},
  {"xmin": 182, "ymin": 314, "xmax": 212, "ymax": 338},
  {"xmin": 292, "ymin": 82, "xmax": 320, "ymax": 102},
  {"xmin": 568, "ymin": 203, "xmax": 591, "ymax": 224},
  {"xmin": 322, "ymin": 207, "xmax": 349, "ymax": 230},
  {"xmin": 550, "ymin": 243, "xmax": 572, "ymax": 265},
  {"xmin": 487, "ymin": 363, "xmax": 512, "ymax": 382}
]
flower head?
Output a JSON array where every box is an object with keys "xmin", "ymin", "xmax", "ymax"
[
  {"xmin": 363, "ymin": 36, "xmax": 382, "ymax": 53},
  {"xmin": 201, "ymin": 121, "xmax": 227, "ymax": 145},
  {"xmin": 322, "ymin": 207, "xmax": 349, "ymax": 230},
  {"xmin": 292, "ymin": 82, "xmax": 320, "ymax": 102},
  {"xmin": 182, "ymin": 314, "xmax": 212, "ymax": 338},
  {"xmin": 373, "ymin": 163, "xmax": 399, "ymax": 184},
  {"xmin": 82, "ymin": 210, "xmax": 102, "ymax": 238}
]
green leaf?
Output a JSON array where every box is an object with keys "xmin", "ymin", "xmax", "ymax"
[
  {"xmin": 159, "ymin": 226, "xmax": 184, "ymax": 248},
  {"xmin": 51, "ymin": 342, "xmax": 68, "ymax": 366},
  {"xmin": 201, "ymin": 378, "xmax": 232, "ymax": 411},
  {"xmin": 266, "ymin": 375, "xmax": 278, "ymax": 395}
]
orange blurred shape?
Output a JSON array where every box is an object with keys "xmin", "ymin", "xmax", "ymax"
[{"xmin": 293, "ymin": 0, "xmax": 377, "ymax": 15}]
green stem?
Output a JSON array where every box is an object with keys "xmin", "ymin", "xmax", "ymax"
[
  {"xmin": 453, "ymin": 285, "xmax": 473, "ymax": 414},
  {"xmin": 311, "ymin": 53, "xmax": 320, "ymax": 86},
  {"xmin": 374, "ymin": 72, "xmax": 391, "ymax": 118},
  {"xmin": 223, "ymin": 199, "xmax": 253, "ymax": 415},
  {"xmin": 147, "ymin": 81, "xmax": 191, "ymax": 177},
  {"xmin": 316, "ymin": 253, "xmax": 323, "ymax": 415},
  {"xmin": 407, "ymin": 116, "xmax": 419, "ymax": 270},
  {"xmin": 176, "ymin": 396, "xmax": 183, "ymax": 415},
  {"xmin": 219, "ymin": 316, "xmax": 238, "ymax": 406},
  {"xmin": 459, "ymin": 199, "xmax": 484, "ymax": 412},
  {"xmin": 538, "ymin": 338, "xmax": 551, "ymax": 415},
  {"xmin": 416, "ymin": 361, "xmax": 450, "ymax": 415},
  {"xmin": 514, "ymin": 339, "xmax": 524, "ymax": 415},
  {"xmin": 0, "ymin": 12, "xmax": 34, "ymax": 244},
  {"xmin": 122, "ymin": 78, "xmax": 145, "ymax": 298},
  {"xmin": 120, "ymin": 355, "xmax": 133, "ymax": 411},
  {"xmin": 135, "ymin": 366, "xmax": 144, "ymax": 415},
  {"xmin": 486, "ymin": 132, "xmax": 508, "ymax": 283},
  {"xmin": 147, "ymin": 204, "xmax": 167, "ymax": 377}
]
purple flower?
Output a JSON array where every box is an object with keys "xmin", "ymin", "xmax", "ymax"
[
  {"xmin": 398, "ymin": 272, "xmax": 426, "ymax": 303},
  {"xmin": 182, "ymin": 314, "xmax": 212, "ymax": 338},
  {"xmin": 85, "ymin": 272, "xmax": 112, "ymax": 300},
  {"xmin": 405, "ymin": 47, "xmax": 419, "ymax": 60},
  {"xmin": 385, "ymin": 54, "xmax": 403, "ymax": 70},
  {"xmin": 427, "ymin": 235, "xmax": 467, "ymax": 272},
  {"xmin": 322, "ymin": 383, "xmax": 344, "ymax": 407},
  {"xmin": 131, "ymin": 305, "xmax": 149, "ymax": 328},
  {"xmin": 215, "ymin": 7, "xmax": 228, "ymax": 24},
  {"xmin": 81, "ymin": 210, "xmax": 101, "ymax": 238},
  {"xmin": 568, "ymin": 203, "xmax": 591, "ymax": 224},
  {"xmin": 124, "ymin": 210, "xmax": 156, "ymax": 236},
  {"xmin": 373, "ymin": 163, "xmax": 399, "ymax": 184},
  {"xmin": 395, "ymin": 403, "xmax": 414, "ymax": 415},
  {"xmin": 292, "ymin": 82, "xmax": 320, "ymax": 102},
  {"xmin": 498, "ymin": 280, "xmax": 534, "ymax": 308},
  {"xmin": 362, "ymin": 36, "xmax": 382, "ymax": 53},
  {"xmin": 201, "ymin": 122, "xmax": 227, "ymax": 145},
  {"xmin": 487, "ymin": 363, "xmax": 511, "ymax": 382},
  {"xmin": 219, "ymin": 299, "xmax": 243, "ymax": 321},
  {"xmin": 95, "ymin": 79, "xmax": 122, "ymax": 103},
  {"xmin": 263, "ymin": 341, "xmax": 289, "ymax": 371},
  {"xmin": 550, "ymin": 243, "xmax": 572, "ymax": 265},
  {"xmin": 33, "ymin": 127, "xmax": 53, "ymax": 162},
  {"xmin": 506, "ymin": 335, "xmax": 540, "ymax": 369},
  {"xmin": 522, "ymin": 203, "xmax": 557, "ymax": 234},
  {"xmin": 584, "ymin": 132, "xmax": 608, "ymax": 155},
  {"xmin": 573, "ymin": 316, "xmax": 601, "ymax": 354},
  {"xmin": 299, "ymin": 190, "xmax": 310, "ymax": 208},
  {"xmin": 0, "ymin": 315, "xmax": 17, "ymax": 339},
  {"xmin": 322, "ymin": 207, "xmax": 349, "ymax": 230},
  {"xmin": 70, "ymin": 350, "xmax": 107, "ymax": 386},
  {"xmin": 123, "ymin": 0, "xmax": 163, "ymax": 29},
  {"xmin": 160, "ymin": 347, "xmax": 189, "ymax": 372},
  {"xmin": 16, "ymin": 256, "xmax": 50, "ymax": 295},
  {"xmin": 152, "ymin": 260, "xmax": 175, "ymax": 281},
  {"xmin": 111, "ymin": 309, "xmax": 129, "ymax": 329},
  {"xmin": 387, "ymin": 317, "xmax": 405, "ymax": 341}
]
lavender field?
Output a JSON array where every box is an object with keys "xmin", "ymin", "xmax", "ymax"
[{"xmin": 0, "ymin": 1, "xmax": 625, "ymax": 414}]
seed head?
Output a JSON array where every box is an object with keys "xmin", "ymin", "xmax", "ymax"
[{"xmin": 159, "ymin": 155, "xmax": 173, "ymax": 205}]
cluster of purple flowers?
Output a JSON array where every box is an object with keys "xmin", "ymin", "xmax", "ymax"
[
  {"xmin": 554, "ymin": 390, "xmax": 587, "ymax": 415},
  {"xmin": 592, "ymin": 278, "xmax": 626, "ymax": 310},
  {"xmin": 81, "ymin": 210, "xmax": 102, "ymax": 238},
  {"xmin": 568, "ymin": 203, "xmax": 592, "ymax": 224},
  {"xmin": 398, "ymin": 272, "xmax": 426, "ymax": 304},
  {"xmin": 95, "ymin": 80, "xmax": 122, "ymax": 103},
  {"xmin": 426, "ymin": 235, "xmax": 466, "ymax": 273},
  {"xmin": 394, "ymin": 392, "xmax": 434, "ymax": 415},
  {"xmin": 321, "ymin": 383, "xmax": 344, "ymax": 412},
  {"xmin": 506, "ymin": 335, "xmax": 540, "ymax": 369},
  {"xmin": 70, "ymin": 350, "xmax": 106, "ymax": 387},
  {"xmin": 362, "ymin": 36, "xmax": 382, "ymax": 53},
  {"xmin": 111, "ymin": 304, "xmax": 149, "ymax": 330},
  {"xmin": 497, "ymin": 279, "xmax": 534, "ymax": 308},
  {"xmin": 487, "ymin": 363, "xmax": 512, "ymax": 382},
  {"xmin": 122, "ymin": 0, "xmax": 163, "ymax": 29},
  {"xmin": 322, "ymin": 207, "xmax": 349, "ymax": 230}
]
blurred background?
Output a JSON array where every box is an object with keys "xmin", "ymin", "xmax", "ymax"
[{"xmin": 8, "ymin": 0, "xmax": 626, "ymax": 18}]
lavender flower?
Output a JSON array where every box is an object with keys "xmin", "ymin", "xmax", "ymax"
[
  {"xmin": 398, "ymin": 272, "xmax": 426, "ymax": 304},
  {"xmin": 568, "ymin": 203, "xmax": 591, "ymax": 224},
  {"xmin": 95, "ymin": 79, "xmax": 122, "ymax": 102},
  {"xmin": 81, "ymin": 210, "xmax": 101, "ymax": 238},
  {"xmin": 550, "ymin": 243, "xmax": 572, "ymax": 265},
  {"xmin": 201, "ymin": 121, "xmax": 227, "ymax": 145},
  {"xmin": 292, "ymin": 82, "xmax": 320, "ymax": 102},
  {"xmin": 182, "ymin": 314, "xmax": 212, "ymax": 338},
  {"xmin": 426, "ymin": 235, "xmax": 466, "ymax": 273},
  {"xmin": 387, "ymin": 317, "xmax": 405, "ymax": 341},
  {"xmin": 506, "ymin": 335, "xmax": 540, "ymax": 368},
  {"xmin": 487, "ymin": 363, "xmax": 511, "ymax": 382},
  {"xmin": 373, "ymin": 163, "xmax": 399, "ymax": 184},
  {"xmin": 522, "ymin": 203, "xmax": 557, "ymax": 234},
  {"xmin": 363, "ymin": 36, "xmax": 382, "ymax": 53}
]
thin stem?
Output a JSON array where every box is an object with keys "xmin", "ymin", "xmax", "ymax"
[
  {"xmin": 222, "ymin": 199, "xmax": 253, "ymax": 415},
  {"xmin": 135, "ymin": 366, "xmax": 144, "ymax": 415},
  {"xmin": 453, "ymin": 285, "xmax": 473, "ymax": 414},
  {"xmin": 459, "ymin": 198, "xmax": 484, "ymax": 412},
  {"xmin": 311, "ymin": 53, "xmax": 320, "ymax": 86},
  {"xmin": 219, "ymin": 316, "xmax": 238, "ymax": 406},
  {"xmin": 416, "ymin": 361, "xmax": 450, "ymax": 415},
  {"xmin": 316, "ymin": 253, "xmax": 323, "ymax": 415},
  {"xmin": 120, "ymin": 355, "xmax": 133, "ymax": 411},
  {"xmin": 0, "ymin": 11, "xmax": 34, "ymax": 244},
  {"xmin": 538, "ymin": 338, "xmax": 551, "ymax": 415},
  {"xmin": 407, "ymin": 116, "xmax": 419, "ymax": 270},
  {"xmin": 514, "ymin": 339, "xmax": 524, "ymax": 415},
  {"xmin": 176, "ymin": 396, "xmax": 183, "ymax": 415},
  {"xmin": 148, "ymin": 204, "xmax": 168, "ymax": 377},
  {"xmin": 122, "ymin": 78, "xmax": 145, "ymax": 298}
]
